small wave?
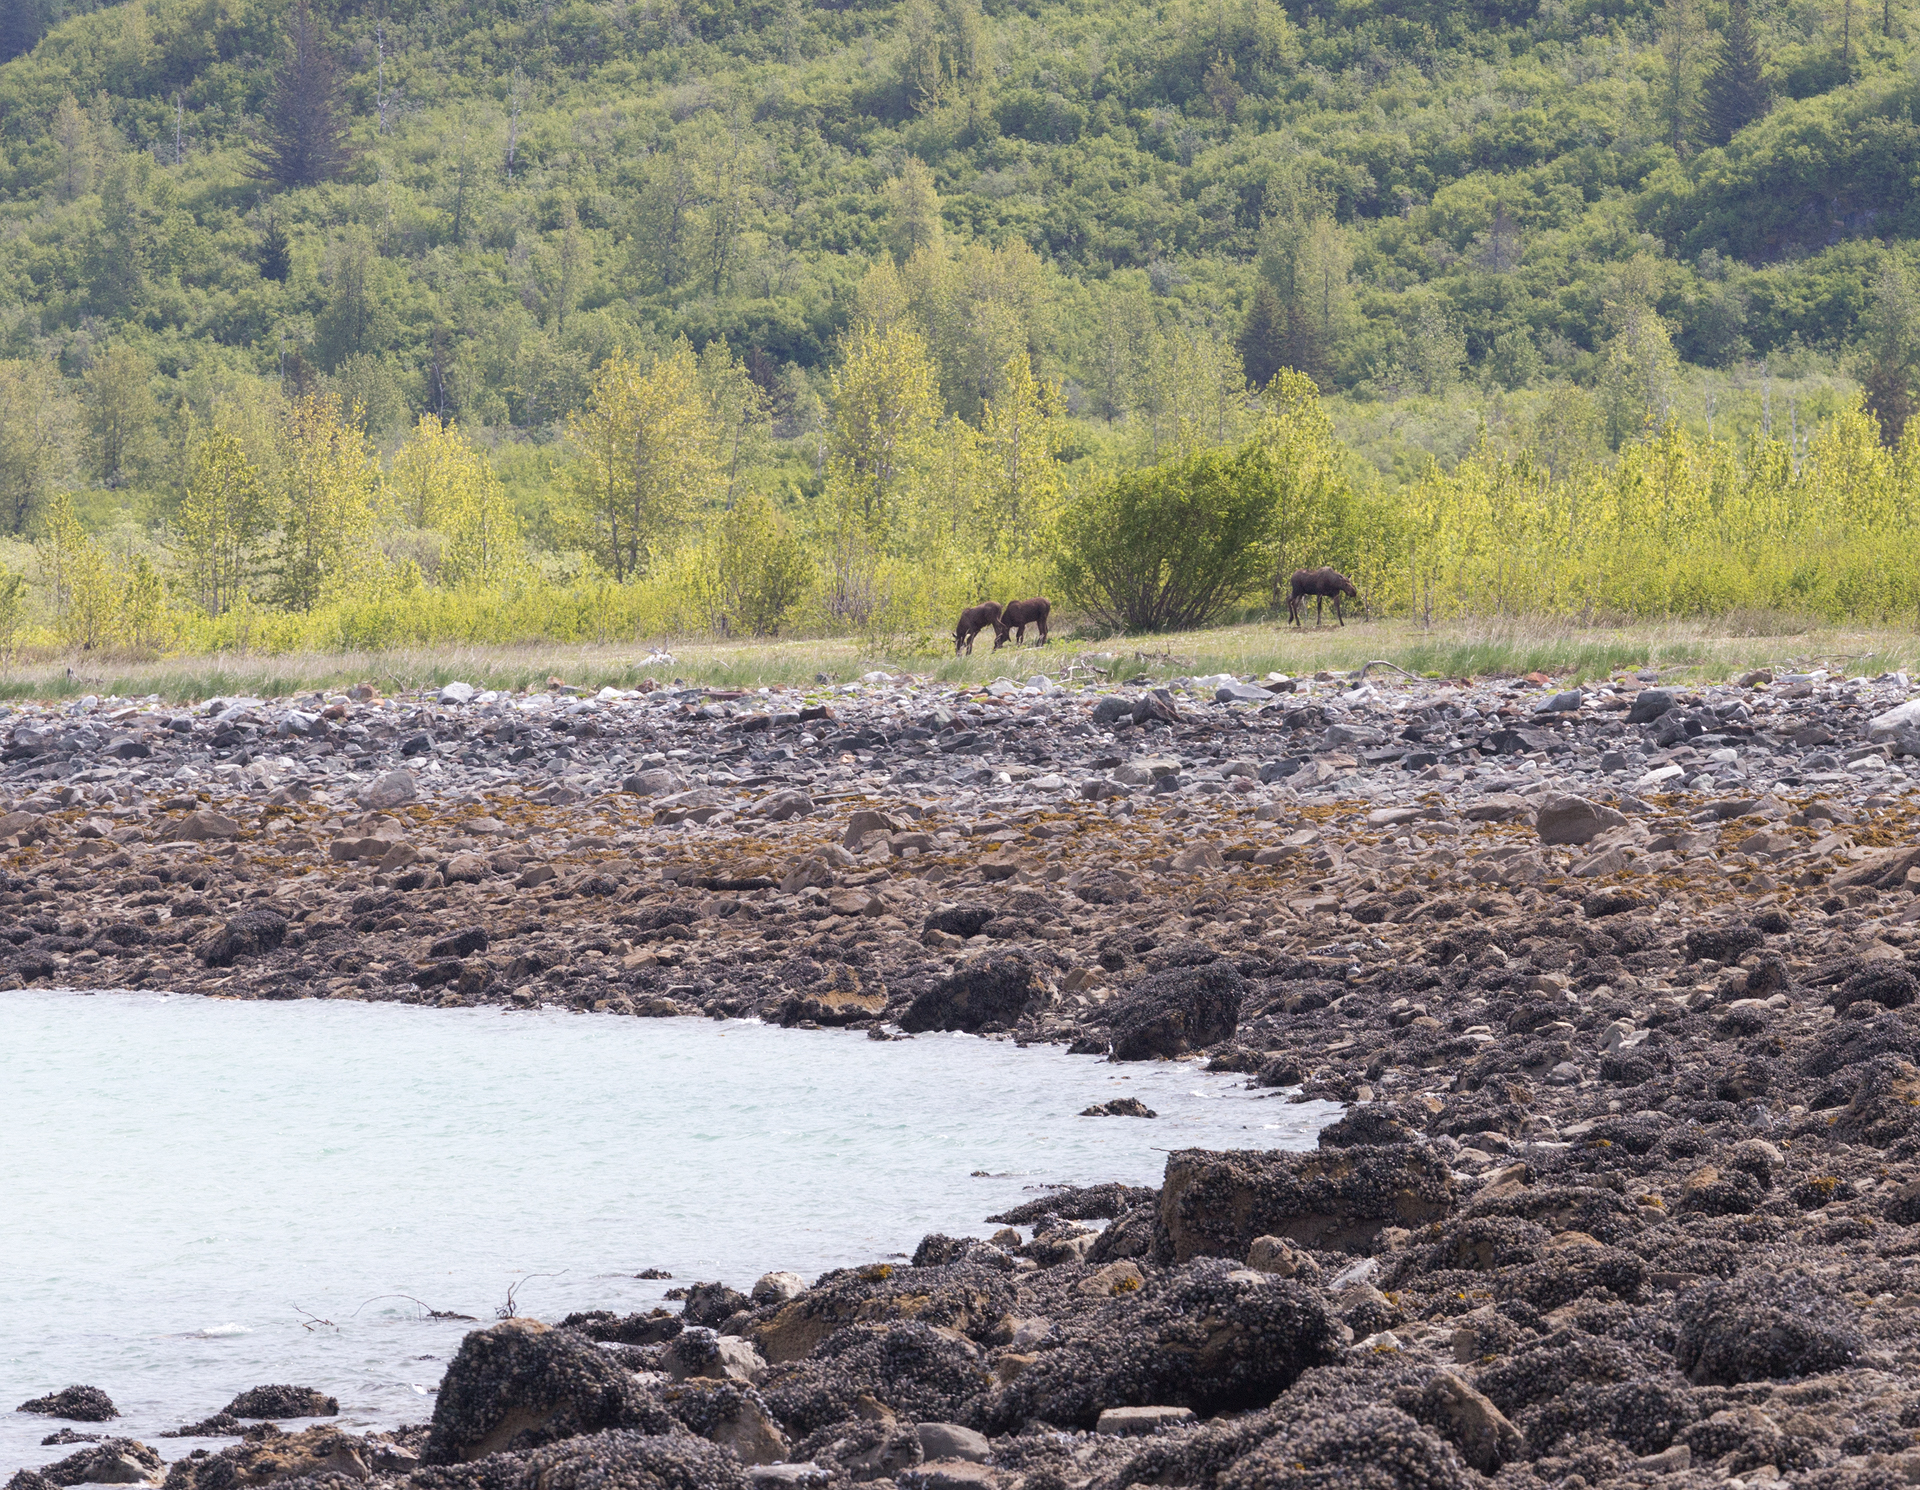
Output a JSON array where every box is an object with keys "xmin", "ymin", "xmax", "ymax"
[{"xmin": 191, "ymin": 1323, "xmax": 251, "ymax": 1338}]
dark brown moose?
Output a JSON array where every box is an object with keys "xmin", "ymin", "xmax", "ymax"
[
  {"xmin": 954, "ymin": 601, "xmax": 1004, "ymax": 655},
  {"xmin": 1287, "ymin": 568, "xmax": 1364, "ymax": 627},
  {"xmin": 995, "ymin": 597, "xmax": 1051, "ymax": 648}
]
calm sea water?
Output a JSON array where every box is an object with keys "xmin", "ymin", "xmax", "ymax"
[{"xmin": 1, "ymin": 991, "xmax": 1338, "ymax": 1472}]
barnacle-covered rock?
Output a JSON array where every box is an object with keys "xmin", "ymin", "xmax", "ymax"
[
  {"xmin": 1155, "ymin": 1146, "xmax": 1454, "ymax": 1262},
  {"xmin": 422, "ymin": 1319, "xmax": 674, "ymax": 1464},
  {"xmin": 981, "ymin": 1259, "xmax": 1343, "ymax": 1432}
]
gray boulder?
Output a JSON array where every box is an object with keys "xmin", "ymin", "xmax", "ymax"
[
  {"xmin": 1626, "ymin": 688, "xmax": 1677, "ymax": 724},
  {"xmin": 412, "ymin": 1430, "xmax": 746, "ymax": 1490},
  {"xmin": 220, "ymin": 1385, "xmax": 338, "ymax": 1419},
  {"xmin": 16, "ymin": 1387, "xmax": 118, "ymax": 1422},
  {"xmin": 898, "ymin": 954, "xmax": 1048, "ymax": 1034},
  {"xmin": 982, "ymin": 1260, "xmax": 1343, "ymax": 1432},
  {"xmin": 1675, "ymin": 1275, "xmax": 1863, "ymax": 1384},
  {"xmin": 35, "ymin": 1440, "xmax": 160, "ymax": 1487},
  {"xmin": 422, "ymin": 1318, "xmax": 673, "ymax": 1464},
  {"xmin": 1534, "ymin": 794, "xmax": 1627, "ymax": 846},
  {"xmin": 358, "ymin": 770, "xmax": 417, "ymax": 809},
  {"xmin": 1108, "ymin": 962, "xmax": 1244, "ymax": 1061},
  {"xmin": 1155, "ymin": 1144, "xmax": 1456, "ymax": 1261},
  {"xmin": 198, "ymin": 911, "xmax": 288, "ymax": 968}
]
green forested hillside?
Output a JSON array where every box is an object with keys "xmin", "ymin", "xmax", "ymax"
[{"xmin": 0, "ymin": 0, "xmax": 1914, "ymax": 649}]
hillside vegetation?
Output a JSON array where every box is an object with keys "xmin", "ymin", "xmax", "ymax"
[{"xmin": 0, "ymin": 0, "xmax": 1916, "ymax": 657}]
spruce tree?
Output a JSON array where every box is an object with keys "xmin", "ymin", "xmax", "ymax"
[
  {"xmin": 1280, "ymin": 300, "xmax": 1333, "ymax": 391},
  {"xmin": 1703, "ymin": 0, "xmax": 1768, "ymax": 146},
  {"xmin": 0, "ymin": 0, "xmax": 46, "ymax": 63},
  {"xmin": 249, "ymin": 0, "xmax": 351, "ymax": 190},
  {"xmin": 1236, "ymin": 282, "xmax": 1286, "ymax": 390},
  {"xmin": 257, "ymin": 213, "xmax": 291, "ymax": 281}
]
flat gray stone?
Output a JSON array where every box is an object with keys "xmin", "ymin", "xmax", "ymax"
[
  {"xmin": 916, "ymin": 1424, "xmax": 990, "ymax": 1463},
  {"xmin": 1095, "ymin": 1406, "xmax": 1197, "ymax": 1436}
]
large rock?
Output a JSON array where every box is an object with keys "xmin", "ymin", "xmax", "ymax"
[
  {"xmin": 199, "ymin": 911, "xmax": 288, "ymax": 968},
  {"xmin": 422, "ymin": 1318, "xmax": 673, "ymax": 1464},
  {"xmin": 1217, "ymin": 1402, "xmax": 1474, "ymax": 1490},
  {"xmin": 662, "ymin": 1330, "xmax": 766, "ymax": 1384},
  {"xmin": 1417, "ymin": 1373, "xmax": 1525, "ymax": 1473},
  {"xmin": 898, "ymin": 955, "xmax": 1048, "ymax": 1034},
  {"xmin": 658, "ymin": 1380, "xmax": 788, "ymax": 1465},
  {"xmin": 220, "ymin": 1386, "xmax": 338, "ymax": 1419},
  {"xmin": 36, "ymin": 1440, "xmax": 161, "ymax": 1486},
  {"xmin": 358, "ymin": 770, "xmax": 417, "ymax": 809},
  {"xmin": 1155, "ymin": 1144, "xmax": 1456, "ymax": 1262},
  {"xmin": 410, "ymin": 1430, "xmax": 747, "ymax": 1490},
  {"xmin": 1108, "ymin": 962, "xmax": 1243, "ymax": 1061},
  {"xmin": 842, "ymin": 810, "xmax": 905, "ymax": 848},
  {"xmin": 156, "ymin": 809, "xmax": 240, "ymax": 844},
  {"xmin": 623, "ymin": 769, "xmax": 686, "ymax": 798},
  {"xmin": 1626, "ymin": 688, "xmax": 1678, "ymax": 724},
  {"xmin": 1674, "ymin": 1275, "xmax": 1863, "ymax": 1384},
  {"xmin": 1534, "ymin": 795, "xmax": 1627, "ymax": 847},
  {"xmin": 0, "ymin": 810, "xmax": 51, "ymax": 843},
  {"xmin": 16, "ymin": 1386, "xmax": 118, "ymax": 1422},
  {"xmin": 159, "ymin": 1425, "xmax": 368, "ymax": 1490},
  {"xmin": 982, "ymin": 1260, "xmax": 1343, "ymax": 1432}
]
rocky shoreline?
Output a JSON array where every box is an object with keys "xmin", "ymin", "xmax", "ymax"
[{"xmin": 13, "ymin": 656, "xmax": 1920, "ymax": 1489}]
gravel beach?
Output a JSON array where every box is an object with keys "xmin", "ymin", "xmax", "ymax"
[{"xmin": 14, "ymin": 655, "xmax": 1920, "ymax": 1490}]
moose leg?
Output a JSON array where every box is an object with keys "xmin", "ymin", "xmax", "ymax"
[
  {"xmin": 1036, "ymin": 617, "xmax": 1048, "ymax": 645},
  {"xmin": 1315, "ymin": 596, "xmax": 1324, "ymax": 628},
  {"xmin": 1335, "ymin": 595, "xmax": 1345, "ymax": 626}
]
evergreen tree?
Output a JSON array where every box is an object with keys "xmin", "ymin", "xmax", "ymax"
[
  {"xmin": 0, "ymin": 0, "xmax": 46, "ymax": 63},
  {"xmin": 1280, "ymin": 300, "xmax": 1333, "ymax": 391},
  {"xmin": 1703, "ymin": 0, "xmax": 1769, "ymax": 146},
  {"xmin": 1236, "ymin": 283, "xmax": 1286, "ymax": 390},
  {"xmin": 257, "ymin": 213, "xmax": 291, "ymax": 281},
  {"xmin": 249, "ymin": 0, "xmax": 351, "ymax": 190}
]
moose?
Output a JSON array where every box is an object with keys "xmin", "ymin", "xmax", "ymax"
[
  {"xmin": 954, "ymin": 601, "xmax": 1004, "ymax": 655},
  {"xmin": 1287, "ymin": 568, "xmax": 1365, "ymax": 628},
  {"xmin": 954, "ymin": 597, "xmax": 1052, "ymax": 654},
  {"xmin": 994, "ymin": 597, "xmax": 1050, "ymax": 649}
]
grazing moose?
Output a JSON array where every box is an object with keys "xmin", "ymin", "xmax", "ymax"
[
  {"xmin": 994, "ymin": 597, "xmax": 1051, "ymax": 649},
  {"xmin": 1287, "ymin": 568, "xmax": 1365, "ymax": 628},
  {"xmin": 954, "ymin": 601, "xmax": 1004, "ymax": 655}
]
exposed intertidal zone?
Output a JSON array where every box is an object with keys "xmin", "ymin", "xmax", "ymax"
[{"xmin": 17, "ymin": 664, "xmax": 1920, "ymax": 1487}]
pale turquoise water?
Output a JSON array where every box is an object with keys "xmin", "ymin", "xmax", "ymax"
[{"xmin": 0, "ymin": 991, "xmax": 1337, "ymax": 1472}]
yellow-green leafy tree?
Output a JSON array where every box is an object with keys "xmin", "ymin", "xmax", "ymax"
[
  {"xmin": 566, "ymin": 339, "xmax": 724, "ymax": 582},
  {"xmin": 120, "ymin": 555, "xmax": 172, "ymax": 653},
  {"xmin": 968, "ymin": 354, "xmax": 1064, "ymax": 598},
  {"xmin": 276, "ymin": 394, "xmax": 381, "ymax": 611},
  {"xmin": 390, "ymin": 414, "xmax": 524, "ymax": 587},
  {"xmin": 824, "ymin": 320, "xmax": 942, "ymax": 624},
  {"xmin": 0, "ymin": 569, "xmax": 27, "ymax": 664},
  {"xmin": 707, "ymin": 489, "xmax": 811, "ymax": 634},
  {"xmin": 37, "ymin": 493, "xmax": 120, "ymax": 650},
  {"xmin": 174, "ymin": 430, "xmax": 272, "ymax": 617}
]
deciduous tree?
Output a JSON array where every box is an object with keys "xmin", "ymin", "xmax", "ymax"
[
  {"xmin": 175, "ymin": 430, "xmax": 271, "ymax": 616},
  {"xmin": 566, "ymin": 339, "xmax": 724, "ymax": 582},
  {"xmin": 275, "ymin": 393, "xmax": 379, "ymax": 610}
]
